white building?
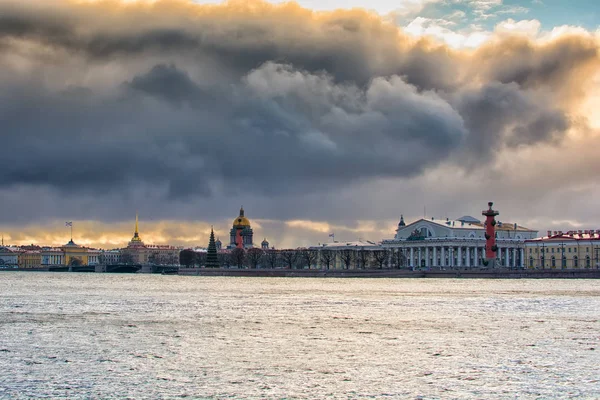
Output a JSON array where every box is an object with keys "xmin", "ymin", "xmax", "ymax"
[
  {"xmin": 41, "ymin": 247, "xmax": 65, "ymax": 266},
  {"xmin": 0, "ymin": 246, "xmax": 19, "ymax": 268},
  {"xmin": 381, "ymin": 214, "xmax": 538, "ymax": 269}
]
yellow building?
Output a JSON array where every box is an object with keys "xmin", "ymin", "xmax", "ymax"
[
  {"xmin": 62, "ymin": 240, "xmax": 89, "ymax": 266},
  {"xmin": 18, "ymin": 251, "xmax": 42, "ymax": 269},
  {"xmin": 121, "ymin": 214, "xmax": 180, "ymax": 265},
  {"xmin": 525, "ymin": 230, "xmax": 600, "ymax": 269}
]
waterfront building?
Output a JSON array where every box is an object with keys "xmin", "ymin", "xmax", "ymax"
[
  {"xmin": 18, "ymin": 250, "xmax": 42, "ymax": 269},
  {"xmin": 98, "ymin": 249, "xmax": 121, "ymax": 265},
  {"xmin": 382, "ymin": 209, "xmax": 538, "ymax": 269},
  {"xmin": 41, "ymin": 247, "xmax": 65, "ymax": 266},
  {"xmin": 62, "ymin": 239, "xmax": 91, "ymax": 266},
  {"xmin": 120, "ymin": 214, "xmax": 180, "ymax": 265},
  {"xmin": 261, "ymin": 238, "xmax": 270, "ymax": 250},
  {"xmin": 525, "ymin": 230, "xmax": 600, "ymax": 269},
  {"xmin": 310, "ymin": 240, "xmax": 382, "ymax": 269},
  {"xmin": 0, "ymin": 246, "xmax": 19, "ymax": 268},
  {"xmin": 229, "ymin": 207, "xmax": 254, "ymax": 249}
]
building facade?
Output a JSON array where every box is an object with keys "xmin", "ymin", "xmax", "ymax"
[
  {"xmin": 120, "ymin": 214, "xmax": 180, "ymax": 265},
  {"xmin": 525, "ymin": 230, "xmax": 600, "ymax": 269},
  {"xmin": 18, "ymin": 251, "xmax": 42, "ymax": 269},
  {"xmin": 0, "ymin": 247, "xmax": 19, "ymax": 268},
  {"xmin": 382, "ymin": 213, "xmax": 538, "ymax": 269},
  {"xmin": 229, "ymin": 207, "xmax": 254, "ymax": 249},
  {"xmin": 41, "ymin": 247, "xmax": 65, "ymax": 266}
]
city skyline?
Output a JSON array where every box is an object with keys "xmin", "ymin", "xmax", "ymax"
[{"xmin": 0, "ymin": 0, "xmax": 598, "ymax": 249}]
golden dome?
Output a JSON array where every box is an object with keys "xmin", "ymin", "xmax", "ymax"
[{"xmin": 233, "ymin": 207, "xmax": 251, "ymax": 227}]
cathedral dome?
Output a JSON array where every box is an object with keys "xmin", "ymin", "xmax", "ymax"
[{"xmin": 233, "ymin": 207, "xmax": 251, "ymax": 227}]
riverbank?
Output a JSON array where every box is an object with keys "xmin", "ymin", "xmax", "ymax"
[{"xmin": 178, "ymin": 267, "xmax": 600, "ymax": 279}]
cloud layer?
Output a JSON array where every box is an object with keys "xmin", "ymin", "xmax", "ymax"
[{"xmin": 0, "ymin": 0, "xmax": 598, "ymax": 247}]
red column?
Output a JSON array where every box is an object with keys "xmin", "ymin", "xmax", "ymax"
[{"xmin": 482, "ymin": 202, "xmax": 499, "ymax": 263}]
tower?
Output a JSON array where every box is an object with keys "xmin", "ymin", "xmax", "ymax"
[
  {"xmin": 261, "ymin": 238, "xmax": 270, "ymax": 250},
  {"xmin": 229, "ymin": 206, "xmax": 254, "ymax": 249},
  {"xmin": 398, "ymin": 215, "xmax": 405, "ymax": 227},
  {"xmin": 482, "ymin": 202, "xmax": 499, "ymax": 268},
  {"xmin": 206, "ymin": 227, "xmax": 220, "ymax": 268},
  {"xmin": 129, "ymin": 212, "xmax": 144, "ymax": 246}
]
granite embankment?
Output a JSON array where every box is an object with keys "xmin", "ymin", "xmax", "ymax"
[{"xmin": 178, "ymin": 268, "xmax": 600, "ymax": 279}]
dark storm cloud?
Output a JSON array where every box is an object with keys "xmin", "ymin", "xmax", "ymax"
[
  {"xmin": 455, "ymin": 82, "xmax": 568, "ymax": 158},
  {"xmin": 0, "ymin": 0, "xmax": 596, "ymax": 219}
]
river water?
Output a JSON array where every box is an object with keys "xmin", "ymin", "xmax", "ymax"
[{"xmin": 0, "ymin": 273, "xmax": 599, "ymax": 399}]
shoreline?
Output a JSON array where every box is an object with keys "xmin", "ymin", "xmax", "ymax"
[
  {"xmin": 3, "ymin": 267, "xmax": 600, "ymax": 278},
  {"xmin": 179, "ymin": 268, "xmax": 600, "ymax": 279}
]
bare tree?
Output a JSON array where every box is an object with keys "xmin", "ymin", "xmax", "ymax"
[
  {"xmin": 264, "ymin": 250, "xmax": 280, "ymax": 269},
  {"xmin": 69, "ymin": 257, "xmax": 82, "ymax": 267},
  {"xmin": 195, "ymin": 252, "xmax": 207, "ymax": 267},
  {"xmin": 372, "ymin": 249, "xmax": 390, "ymax": 269},
  {"xmin": 339, "ymin": 249, "xmax": 354, "ymax": 270},
  {"xmin": 121, "ymin": 253, "xmax": 134, "ymax": 265},
  {"xmin": 217, "ymin": 253, "xmax": 229, "ymax": 268},
  {"xmin": 300, "ymin": 249, "xmax": 319, "ymax": 269},
  {"xmin": 392, "ymin": 249, "xmax": 406, "ymax": 269},
  {"xmin": 320, "ymin": 250, "xmax": 335, "ymax": 270},
  {"xmin": 357, "ymin": 249, "xmax": 371, "ymax": 269},
  {"xmin": 281, "ymin": 250, "xmax": 299, "ymax": 269},
  {"xmin": 230, "ymin": 248, "xmax": 246, "ymax": 268},
  {"xmin": 247, "ymin": 248, "xmax": 264, "ymax": 269}
]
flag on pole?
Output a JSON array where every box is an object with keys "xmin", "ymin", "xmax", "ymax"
[
  {"xmin": 328, "ymin": 233, "xmax": 334, "ymax": 238},
  {"xmin": 65, "ymin": 222, "xmax": 73, "ymax": 227}
]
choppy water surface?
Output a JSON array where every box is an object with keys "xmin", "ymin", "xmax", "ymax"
[{"xmin": 1, "ymin": 273, "xmax": 599, "ymax": 399}]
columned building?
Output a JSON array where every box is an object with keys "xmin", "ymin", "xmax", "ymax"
[
  {"xmin": 229, "ymin": 207, "xmax": 254, "ymax": 249},
  {"xmin": 381, "ymin": 213, "xmax": 538, "ymax": 269},
  {"xmin": 525, "ymin": 230, "xmax": 600, "ymax": 269}
]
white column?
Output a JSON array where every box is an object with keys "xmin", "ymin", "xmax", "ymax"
[
  {"xmin": 410, "ymin": 248, "xmax": 414, "ymax": 267},
  {"xmin": 466, "ymin": 247, "xmax": 471, "ymax": 268},
  {"xmin": 505, "ymin": 247, "xmax": 510, "ymax": 267},
  {"xmin": 441, "ymin": 247, "xmax": 445, "ymax": 267},
  {"xmin": 520, "ymin": 248, "xmax": 524, "ymax": 268},
  {"xmin": 473, "ymin": 247, "xmax": 478, "ymax": 267},
  {"xmin": 458, "ymin": 247, "xmax": 462, "ymax": 267},
  {"xmin": 512, "ymin": 248, "xmax": 516, "ymax": 268},
  {"xmin": 425, "ymin": 247, "xmax": 429, "ymax": 267},
  {"xmin": 433, "ymin": 247, "xmax": 437, "ymax": 267}
]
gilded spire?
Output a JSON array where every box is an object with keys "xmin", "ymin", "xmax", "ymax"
[{"xmin": 131, "ymin": 212, "xmax": 142, "ymax": 243}]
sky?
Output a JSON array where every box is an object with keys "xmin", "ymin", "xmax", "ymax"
[{"xmin": 0, "ymin": 0, "xmax": 599, "ymax": 249}]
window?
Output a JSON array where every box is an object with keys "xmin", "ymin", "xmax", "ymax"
[
  {"xmin": 574, "ymin": 256, "xmax": 578, "ymax": 268},
  {"xmin": 586, "ymin": 247, "xmax": 589, "ymax": 252},
  {"xmin": 568, "ymin": 248, "xmax": 571, "ymax": 253},
  {"xmin": 552, "ymin": 248, "xmax": 555, "ymax": 253},
  {"xmin": 586, "ymin": 256, "xmax": 591, "ymax": 268},
  {"xmin": 562, "ymin": 257, "xmax": 566, "ymax": 268},
  {"xmin": 551, "ymin": 256, "xmax": 556, "ymax": 267},
  {"xmin": 529, "ymin": 257, "xmax": 534, "ymax": 268}
]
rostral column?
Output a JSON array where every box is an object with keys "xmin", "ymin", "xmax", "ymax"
[{"xmin": 482, "ymin": 202, "xmax": 499, "ymax": 267}]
